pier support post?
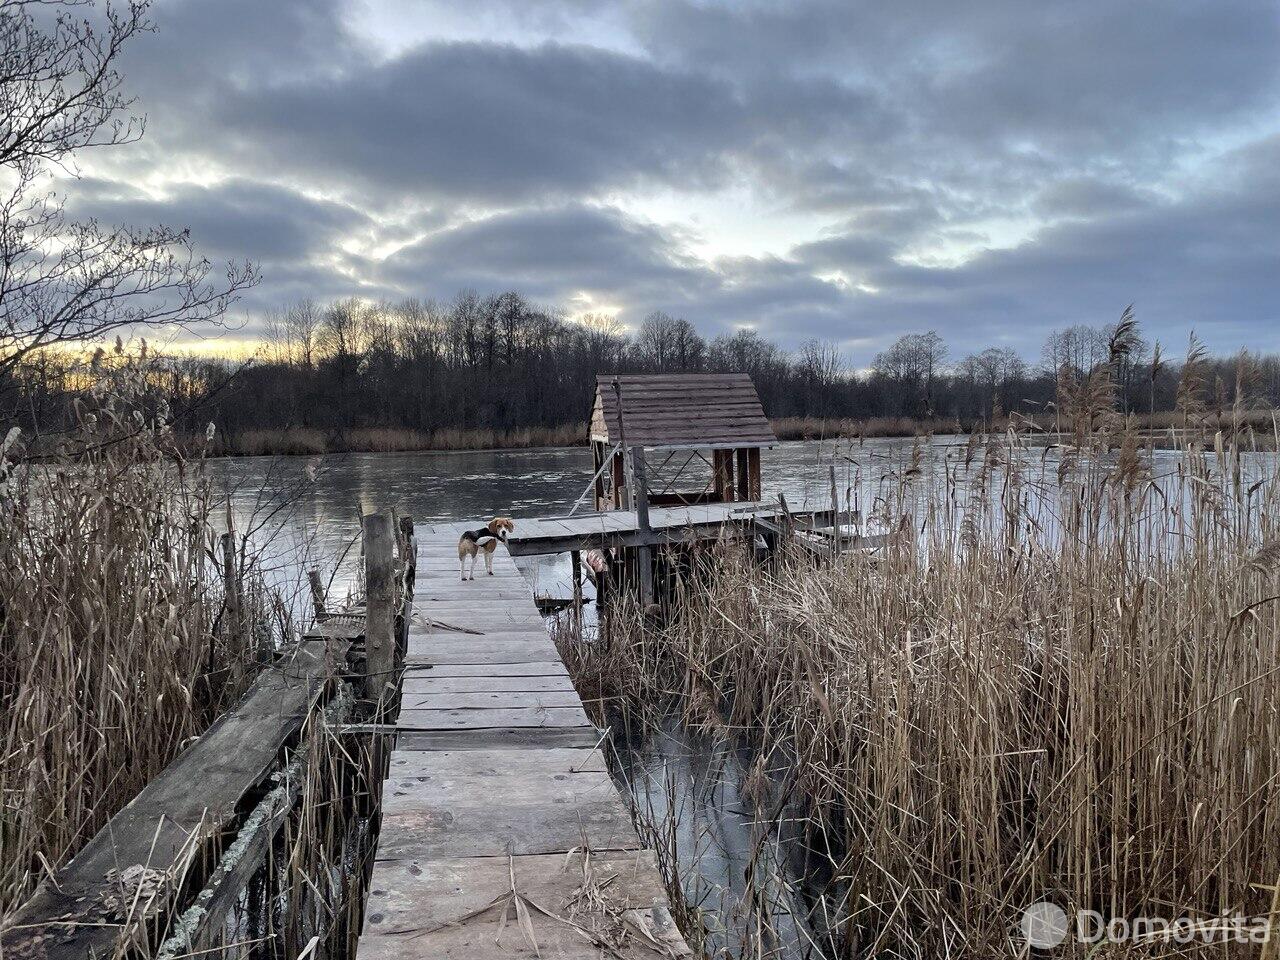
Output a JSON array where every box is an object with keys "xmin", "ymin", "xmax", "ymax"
[
  {"xmin": 363, "ymin": 511, "xmax": 396, "ymax": 705},
  {"xmin": 570, "ymin": 550, "xmax": 583, "ymax": 625},
  {"xmin": 631, "ymin": 445, "xmax": 655, "ymax": 608}
]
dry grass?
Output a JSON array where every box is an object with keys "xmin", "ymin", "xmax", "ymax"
[
  {"xmin": 773, "ymin": 409, "xmax": 1280, "ymax": 445},
  {"xmin": 574, "ymin": 370, "xmax": 1280, "ymax": 956},
  {"xmin": 208, "ymin": 423, "xmax": 588, "ymax": 456},
  {"xmin": 0, "ymin": 357, "xmax": 290, "ymax": 918},
  {"xmin": 772, "ymin": 415, "xmax": 963, "ymax": 440}
]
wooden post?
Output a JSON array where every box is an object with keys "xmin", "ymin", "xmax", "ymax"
[
  {"xmin": 612, "ymin": 378, "xmax": 632, "ymax": 510},
  {"xmin": 829, "ymin": 463, "xmax": 842, "ymax": 558},
  {"xmin": 611, "ymin": 450, "xmax": 627, "ymax": 509},
  {"xmin": 778, "ymin": 491, "xmax": 796, "ymax": 549},
  {"xmin": 632, "ymin": 445, "xmax": 655, "ymax": 607},
  {"xmin": 592, "ymin": 442, "xmax": 608, "ymax": 511},
  {"xmin": 307, "ymin": 568, "xmax": 327, "ymax": 620},
  {"xmin": 570, "ymin": 550, "xmax": 583, "ymax": 626},
  {"xmin": 748, "ymin": 447, "xmax": 762, "ymax": 500},
  {"xmin": 398, "ymin": 514, "xmax": 416, "ymax": 582},
  {"xmin": 363, "ymin": 511, "xmax": 395, "ymax": 703},
  {"xmin": 736, "ymin": 448, "xmax": 750, "ymax": 501},
  {"xmin": 712, "ymin": 449, "xmax": 732, "ymax": 502}
]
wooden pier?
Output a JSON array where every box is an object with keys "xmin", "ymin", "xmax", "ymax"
[{"xmin": 356, "ymin": 522, "xmax": 689, "ymax": 960}]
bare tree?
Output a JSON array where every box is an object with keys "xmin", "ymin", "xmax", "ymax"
[
  {"xmin": 874, "ymin": 331, "xmax": 948, "ymax": 415},
  {"xmin": 0, "ymin": 0, "xmax": 254, "ymax": 384},
  {"xmin": 284, "ymin": 299, "xmax": 321, "ymax": 368},
  {"xmin": 958, "ymin": 347, "xmax": 1025, "ymax": 418}
]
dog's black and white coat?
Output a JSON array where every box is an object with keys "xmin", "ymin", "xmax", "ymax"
[{"xmin": 457, "ymin": 517, "xmax": 515, "ymax": 580}]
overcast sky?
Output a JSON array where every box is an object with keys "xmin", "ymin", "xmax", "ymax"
[{"xmin": 63, "ymin": 0, "xmax": 1280, "ymax": 364}]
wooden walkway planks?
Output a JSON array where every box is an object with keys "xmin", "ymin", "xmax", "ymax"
[
  {"xmin": 358, "ymin": 523, "xmax": 688, "ymax": 960},
  {"xmin": 505, "ymin": 501, "xmax": 766, "ymax": 556}
]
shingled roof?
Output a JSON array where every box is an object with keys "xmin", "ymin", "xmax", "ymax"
[{"xmin": 589, "ymin": 373, "xmax": 776, "ymax": 449}]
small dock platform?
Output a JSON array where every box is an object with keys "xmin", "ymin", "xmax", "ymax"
[
  {"xmin": 357, "ymin": 523, "xmax": 689, "ymax": 960},
  {"xmin": 506, "ymin": 501, "xmax": 859, "ymax": 556}
]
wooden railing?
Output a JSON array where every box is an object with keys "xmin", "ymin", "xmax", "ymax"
[{"xmin": 1, "ymin": 510, "xmax": 414, "ymax": 960}]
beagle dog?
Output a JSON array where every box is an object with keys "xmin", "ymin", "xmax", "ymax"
[{"xmin": 458, "ymin": 517, "xmax": 515, "ymax": 580}]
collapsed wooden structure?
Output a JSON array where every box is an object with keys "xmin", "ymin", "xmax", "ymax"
[{"xmin": 2, "ymin": 515, "xmax": 417, "ymax": 960}]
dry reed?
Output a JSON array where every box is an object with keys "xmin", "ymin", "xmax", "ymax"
[
  {"xmin": 0, "ymin": 355, "xmax": 287, "ymax": 918},
  {"xmin": 578, "ymin": 367, "xmax": 1280, "ymax": 956}
]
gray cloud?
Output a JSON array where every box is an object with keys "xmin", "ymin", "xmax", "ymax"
[
  {"xmin": 50, "ymin": 0, "xmax": 1280, "ymax": 363},
  {"xmin": 218, "ymin": 41, "xmax": 750, "ymax": 205}
]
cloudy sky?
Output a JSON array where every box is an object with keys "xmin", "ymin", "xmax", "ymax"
[{"xmin": 64, "ymin": 0, "xmax": 1280, "ymax": 364}]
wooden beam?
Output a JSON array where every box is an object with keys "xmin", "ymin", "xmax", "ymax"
[
  {"xmin": 0, "ymin": 640, "xmax": 348, "ymax": 960},
  {"xmin": 363, "ymin": 511, "xmax": 396, "ymax": 705}
]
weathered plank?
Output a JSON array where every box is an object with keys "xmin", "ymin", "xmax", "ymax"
[
  {"xmin": 404, "ymin": 661, "xmax": 570, "ymax": 678},
  {"xmin": 376, "ymin": 799, "xmax": 639, "ymax": 860},
  {"xmin": 387, "ymin": 747, "xmax": 607, "ymax": 778},
  {"xmin": 360, "ymin": 522, "xmax": 687, "ymax": 960},
  {"xmin": 406, "ymin": 640, "xmax": 562, "ymax": 664},
  {"xmin": 401, "ymin": 674, "xmax": 577, "ymax": 694},
  {"xmin": 393, "ymin": 727, "xmax": 602, "ymax": 751},
  {"xmin": 400, "ymin": 690, "xmax": 584, "ymax": 710},
  {"xmin": 407, "ymin": 627, "xmax": 550, "ymax": 642},
  {"xmin": 360, "ymin": 851, "xmax": 673, "ymax": 960},
  {"xmin": 396, "ymin": 705, "xmax": 592, "ymax": 730},
  {"xmin": 2, "ymin": 639, "xmax": 347, "ymax": 960}
]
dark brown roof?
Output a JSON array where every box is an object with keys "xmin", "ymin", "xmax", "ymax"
[{"xmin": 589, "ymin": 373, "xmax": 776, "ymax": 448}]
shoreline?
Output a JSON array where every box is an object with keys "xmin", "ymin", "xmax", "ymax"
[{"xmin": 196, "ymin": 411, "xmax": 1280, "ymax": 458}]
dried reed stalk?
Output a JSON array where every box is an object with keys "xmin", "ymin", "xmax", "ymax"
[{"xmin": 577, "ymin": 401, "xmax": 1280, "ymax": 958}]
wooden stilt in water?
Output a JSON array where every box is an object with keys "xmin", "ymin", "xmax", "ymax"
[
  {"xmin": 222, "ymin": 502, "xmax": 255, "ymax": 658},
  {"xmin": 570, "ymin": 549, "xmax": 583, "ymax": 625},
  {"xmin": 398, "ymin": 514, "xmax": 416, "ymax": 585}
]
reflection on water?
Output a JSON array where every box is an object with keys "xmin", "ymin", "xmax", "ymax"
[{"xmin": 611, "ymin": 722, "xmax": 817, "ymax": 960}]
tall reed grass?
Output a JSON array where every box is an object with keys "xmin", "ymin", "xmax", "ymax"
[
  {"xmin": 578, "ymin": 404, "xmax": 1280, "ymax": 955},
  {"xmin": 0, "ymin": 356, "xmax": 288, "ymax": 917}
]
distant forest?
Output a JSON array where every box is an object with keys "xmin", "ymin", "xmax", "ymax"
[{"xmin": 8, "ymin": 291, "xmax": 1280, "ymax": 447}]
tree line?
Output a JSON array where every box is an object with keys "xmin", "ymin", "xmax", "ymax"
[{"xmin": 7, "ymin": 292, "xmax": 1279, "ymax": 443}]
